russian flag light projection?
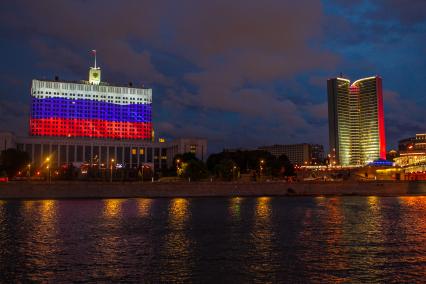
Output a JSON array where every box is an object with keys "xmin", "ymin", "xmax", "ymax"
[{"xmin": 30, "ymin": 94, "xmax": 152, "ymax": 139}]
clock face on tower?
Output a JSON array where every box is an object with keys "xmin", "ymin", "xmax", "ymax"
[{"xmin": 93, "ymin": 72, "xmax": 98, "ymax": 78}]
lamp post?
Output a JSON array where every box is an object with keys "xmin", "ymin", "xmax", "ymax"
[
  {"xmin": 45, "ymin": 157, "xmax": 51, "ymax": 183},
  {"xmin": 27, "ymin": 164, "xmax": 31, "ymax": 179},
  {"xmin": 260, "ymin": 159, "xmax": 265, "ymax": 177},
  {"xmin": 110, "ymin": 159, "xmax": 115, "ymax": 183},
  {"xmin": 176, "ymin": 159, "xmax": 180, "ymax": 176}
]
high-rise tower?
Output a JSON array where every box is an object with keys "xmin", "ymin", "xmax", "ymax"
[{"xmin": 327, "ymin": 76, "xmax": 386, "ymax": 166}]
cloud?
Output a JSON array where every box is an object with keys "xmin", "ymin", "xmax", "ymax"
[
  {"xmin": 5, "ymin": 0, "xmax": 424, "ymax": 153},
  {"xmin": 0, "ymin": 100, "xmax": 28, "ymax": 136},
  {"xmin": 383, "ymin": 90, "xmax": 426, "ymax": 146}
]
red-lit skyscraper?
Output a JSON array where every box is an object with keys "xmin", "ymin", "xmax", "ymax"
[{"xmin": 328, "ymin": 76, "xmax": 386, "ymax": 166}]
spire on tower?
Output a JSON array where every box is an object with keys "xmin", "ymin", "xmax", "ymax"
[{"xmin": 92, "ymin": 49, "xmax": 97, "ymax": 68}]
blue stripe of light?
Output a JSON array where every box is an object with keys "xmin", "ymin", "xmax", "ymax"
[{"xmin": 31, "ymin": 97, "xmax": 152, "ymax": 123}]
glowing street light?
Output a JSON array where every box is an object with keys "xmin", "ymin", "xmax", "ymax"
[
  {"xmin": 45, "ymin": 157, "xmax": 51, "ymax": 183},
  {"xmin": 110, "ymin": 158, "xmax": 115, "ymax": 182},
  {"xmin": 176, "ymin": 159, "xmax": 181, "ymax": 175},
  {"xmin": 259, "ymin": 159, "xmax": 265, "ymax": 176}
]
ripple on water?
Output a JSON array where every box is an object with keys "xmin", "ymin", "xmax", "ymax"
[{"xmin": 0, "ymin": 196, "xmax": 424, "ymax": 282}]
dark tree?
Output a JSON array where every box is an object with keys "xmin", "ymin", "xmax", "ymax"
[
  {"xmin": 183, "ymin": 159, "xmax": 209, "ymax": 181},
  {"xmin": 0, "ymin": 148, "xmax": 30, "ymax": 178},
  {"xmin": 213, "ymin": 159, "xmax": 238, "ymax": 181},
  {"xmin": 278, "ymin": 154, "xmax": 295, "ymax": 176},
  {"xmin": 206, "ymin": 150, "xmax": 295, "ymax": 179}
]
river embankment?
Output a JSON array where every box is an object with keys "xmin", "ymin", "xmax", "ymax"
[{"xmin": 0, "ymin": 180, "xmax": 426, "ymax": 199}]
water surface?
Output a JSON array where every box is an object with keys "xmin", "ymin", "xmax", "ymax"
[{"xmin": 0, "ymin": 196, "xmax": 425, "ymax": 282}]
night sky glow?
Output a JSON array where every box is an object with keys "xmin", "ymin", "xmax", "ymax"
[{"xmin": 1, "ymin": 0, "xmax": 425, "ymax": 152}]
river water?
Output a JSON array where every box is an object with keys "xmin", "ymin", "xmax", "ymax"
[{"xmin": 0, "ymin": 196, "xmax": 425, "ymax": 282}]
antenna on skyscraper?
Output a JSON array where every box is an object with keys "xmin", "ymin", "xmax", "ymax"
[{"xmin": 91, "ymin": 49, "xmax": 97, "ymax": 68}]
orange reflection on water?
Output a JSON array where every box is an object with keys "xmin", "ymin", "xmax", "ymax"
[
  {"xmin": 103, "ymin": 199, "xmax": 123, "ymax": 218},
  {"xmin": 253, "ymin": 197, "xmax": 272, "ymax": 251},
  {"xmin": 368, "ymin": 196, "xmax": 380, "ymax": 211},
  {"xmin": 40, "ymin": 200, "xmax": 56, "ymax": 222},
  {"xmin": 308, "ymin": 197, "xmax": 348, "ymax": 282},
  {"xmin": 398, "ymin": 196, "xmax": 426, "ymax": 208},
  {"xmin": 395, "ymin": 196, "xmax": 426, "ymax": 278},
  {"xmin": 97, "ymin": 200, "xmax": 126, "ymax": 279},
  {"xmin": 162, "ymin": 198, "xmax": 192, "ymax": 282},
  {"xmin": 255, "ymin": 197, "xmax": 271, "ymax": 221},
  {"xmin": 398, "ymin": 196, "xmax": 426, "ymax": 235},
  {"xmin": 23, "ymin": 200, "xmax": 35, "ymax": 211},
  {"xmin": 24, "ymin": 200, "xmax": 59, "ymax": 279},
  {"xmin": 321, "ymin": 198, "xmax": 345, "ymax": 252},
  {"xmin": 169, "ymin": 198, "xmax": 189, "ymax": 226},
  {"xmin": 137, "ymin": 198, "xmax": 152, "ymax": 218},
  {"xmin": 251, "ymin": 196, "xmax": 273, "ymax": 276}
]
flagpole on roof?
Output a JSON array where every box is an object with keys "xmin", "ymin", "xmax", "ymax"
[{"xmin": 92, "ymin": 49, "xmax": 97, "ymax": 68}]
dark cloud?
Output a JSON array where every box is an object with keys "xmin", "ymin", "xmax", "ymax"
[
  {"xmin": 0, "ymin": 100, "xmax": 28, "ymax": 136},
  {"xmin": 383, "ymin": 90, "xmax": 426, "ymax": 146},
  {"xmin": 370, "ymin": 0, "xmax": 426, "ymax": 25},
  {"xmin": 0, "ymin": 0, "xmax": 424, "ymax": 152}
]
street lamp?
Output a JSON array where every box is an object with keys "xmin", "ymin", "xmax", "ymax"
[
  {"xmin": 260, "ymin": 160, "xmax": 265, "ymax": 176},
  {"xmin": 176, "ymin": 159, "xmax": 180, "ymax": 175},
  {"xmin": 45, "ymin": 157, "xmax": 51, "ymax": 183},
  {"xmin": 27, "ymin": 163, "xmax": 31, "ymax": 179},
  {"xmin": 110, "ymin": 159, "xmax": 115, "ymax": 182}
]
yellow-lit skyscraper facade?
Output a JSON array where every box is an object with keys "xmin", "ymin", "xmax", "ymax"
[{"xmin": 328, "ymin": 76, "xmax": 386, "ymax": 166}]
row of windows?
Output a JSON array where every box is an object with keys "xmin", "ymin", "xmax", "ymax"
[
  {"xmin": 32, "ymin": 90, "xmax": 151, "ymax": 103},
  {"xmin": 33, "ymin": 80, "xmax": 150, "ymax": 96}
]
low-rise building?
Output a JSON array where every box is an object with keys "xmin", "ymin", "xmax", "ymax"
[
  {"xmin": 258, "ymin": 143, "xmax": 324, "ymax": 165},
  {"xmin": 394, "ymin": 133, "xmax": 426, "ymax": 177},
  {"xmin": 0, "ymin": 132, "xmax": 207, "ymax": 171}
]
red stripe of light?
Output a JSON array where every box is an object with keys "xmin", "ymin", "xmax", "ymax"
[
  {"xmin": 376, "ymin": 78, "xmax": 386, "ymax": 159},
  {"xmin": 30, "ymin": 118, "xmax": 152, "ymax": 139}
]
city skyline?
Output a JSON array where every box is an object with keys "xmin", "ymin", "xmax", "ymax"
[{"xmin": 1, "ymin": 1, "xmax": 426, "ymax": 153}]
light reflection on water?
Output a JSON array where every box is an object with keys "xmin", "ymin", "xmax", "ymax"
[
  {"xmin": 250, "ymin": 197, "xmax": 276, "ymax": 281},
  {"xmin": 19, "ymin": 200, "xmax": 59, "ymax": 281},
  {"xmin": 103, "ymin": 199, "xmax": 123, "ymax": 218},
  {"xmin": 229, "ymin": 196, "xmax": 242, "ymax": 220},
  {"xmin": 160, "ymin": 198, "xmax": 192, "ymax": 282},
  {"xmin": 0, "ymin": 196, "xmax": 425, "ymax": 282},
  {"xmin": 137, "ymin": 198, "xmax": 152, "ymax": 218}
]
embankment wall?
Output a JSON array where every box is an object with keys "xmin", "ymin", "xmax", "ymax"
[{"xmin": 0, "ymin": 181, "xmax": 425, "ymax": 199}]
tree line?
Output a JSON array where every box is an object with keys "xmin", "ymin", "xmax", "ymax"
[{"xmin": 0, "ymin": 148, "xmax": 295, "ymax": 181}]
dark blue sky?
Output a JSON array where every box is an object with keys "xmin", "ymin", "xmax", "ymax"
[{"xmin": 0, "ymin": 0, "xmax": 425, "ymax": 153}]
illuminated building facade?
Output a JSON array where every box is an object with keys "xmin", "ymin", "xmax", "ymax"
[
  {"xmin": 0, "ymin": 54, "xmax": 207, "ymax": 170},
  {"xmin": 395, "ymin": 133, "xmax": 426, "ymax": 168},
  {"xmin": 30, "ymin": 64, "xmax": 152, "ymax": 139},
  {"xmin": 328, "ymin": 76, "xmax": 386, "ymax": 166}
]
